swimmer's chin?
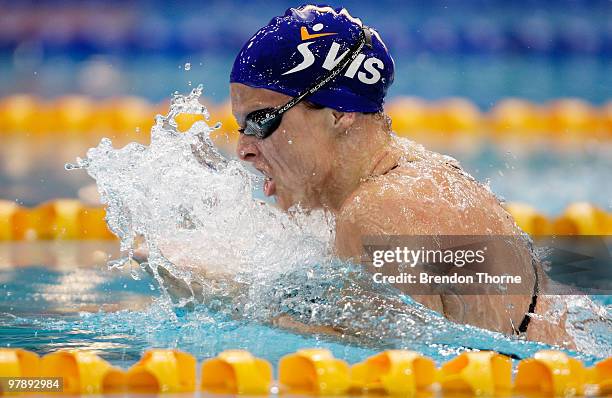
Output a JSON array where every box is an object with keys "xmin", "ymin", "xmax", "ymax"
[
  {"xmin": 274, "ymin": 191, "xmax": 295, "ymax": 212},
  {"xmin": 264, "ymin": 179, "xmax": 291, "ymax": 210},
  {"xmin": 269, "ymin": 185, "xmax": 311, "ymax": 212},
  {"xmin": 263, "ymin": 177, "xmax": 276, "ymax": 197},
  {"xmin": 276, "ymin": 196, "xmax": 292, "ymax": 211}
]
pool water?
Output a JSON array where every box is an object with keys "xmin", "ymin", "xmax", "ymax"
[
  {"xmin": 0, "ymin": 242, "xmax": 376, "ymax": 368},
  {"xmin": 1, "ymin": 242, "xmax": 609, "ymax": 370},
  {"xmin": 5, "ymin": 86, "xmax": 610, "ymax": 371}
]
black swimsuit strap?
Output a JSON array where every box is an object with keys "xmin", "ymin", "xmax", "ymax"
[{"xmin": 517, "ymin": 258, "xmax": 539, "ymax": 334}]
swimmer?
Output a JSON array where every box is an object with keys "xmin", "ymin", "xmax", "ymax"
[{"xmin": 145, "ymin": 5, "xmax": 574, "ymax": 347}]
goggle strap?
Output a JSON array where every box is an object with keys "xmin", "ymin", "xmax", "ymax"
[{"xmin": 262, "ymin": 25, "xmax": 369, "ymax": 123}]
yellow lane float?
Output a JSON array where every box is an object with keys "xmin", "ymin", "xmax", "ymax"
[
  {"xmin": 200, "ymin": 349, "xmax": 272, "ymax": 395},
  {"xmin": 211, "ymin": 102, "xmax": 240, "ymax": 148},
  {"xmin": 350, "ymin": 350, "xmax": 436, "ymax": 396},
  {"xmin": 487, "ymin": 98, "xmax": 545, "ymax": 135},
  {"xmin": 588, "ymin": 357, "xmax": 612, "ymax": 395},
  {"xmin": 0, "ymin": 200, "xmax": 30, "ymax": 240},
  {"xmin": 2, "ymin": 95, "xmax": 611, "ymax": 139},
  {"xmin": 0, "ymin": 200, "xmax": 115, "ymax": 241},
  {"xmin": 546, "ymin": 98, "xmax": 599, "ymax": 136},
  {"xmin": 388, "ymin": 96, "xmax": 430, "ymax": 136},
  {"xmin": 514, "ymin": 350, "xmax": 586, "ymax": 396},
  {"xmin": 602, "ymin": 101, "xmax": 612, "ymax": 137},
  {"xmin": 504, "ymin": 202, "xmax": 553, "ymax": 236},
  {"xmin": 553, "ymin": 202, "xmax": 611, "ymax": 235},
  {"xmin": 126, "ymin": 349, "xmax": 196, "ymax": 393},
  {"xmin": 40, "ymin": 350, "xmax": 124, "ymax": 394},
  {"xmin": 78, "ymin": 207, "xmax": 115, "ymax": 240},
  {"xmin": 439, "ymin": 351, "xmax": 512, "ymax": 396},
  {"xmin": 35, "ymin": 199, "xmax": 85, "ymax": 240},
  {"xmin": 0, "ymin": 95, "xmax": 43, "ymax": 134},
  {"xmin": 279, "ymin": 348, "xmax": 350, "ymax": 395},
  {"xmin": 51, "ymin": 96, "xmax": 96, "ymax": 134},
  {"xmin": 1, "ymin": 200, "xmax": 610, "ymax": 241},
  {"xmin": 0, "ymin": 348, "xmax": 40, "ymax": 377},
  {"xmin": 429, "ymin": 98, "xmax": 482, "ymax": 135},
  {"xmin": 171, "ymin": 98, "xmax": 213, "ymax": 133},
  {"xmin": 102, "ymin": 96, "xmax": 154, "ymax": 138},
  {"xmin": 175, "ymin": 113, "xmax": 207, "ymax": 133},
  {"xmin": 0, "ymin": 348, "xmax": 611, "ymax": 395}
]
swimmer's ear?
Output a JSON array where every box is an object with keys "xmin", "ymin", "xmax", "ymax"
[{"xmin": 330, "ymin": 109, "xmax": 356, "ymax": 133}]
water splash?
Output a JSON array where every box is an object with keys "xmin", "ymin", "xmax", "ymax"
[
  {"xmin": 66, "ymin": 86, "xmax": 610, "ymax": 359},
  {"xmin": 68, "ymin": 84, "xmax": 335, "ymax": 307}
]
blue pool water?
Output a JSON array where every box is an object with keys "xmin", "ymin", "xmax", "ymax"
[
  {"xmin": 1, "ymin": 243, "xmax": 609, "ymax": 369},
  {"xmin": 2, "ymin": 88, "xmax": 611, "ymax": 370},
  {"xmin": 1, "ymin": 0, "xmax": 610, "ymax": 376},
  {"xmin": 0, "ymin": 247, "xmax": 375, "ymax": 368}
]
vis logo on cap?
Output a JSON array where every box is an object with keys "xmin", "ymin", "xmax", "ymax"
[{"xmin": 282, "ymin": 23, "xmax": 385, "ymax": 85}]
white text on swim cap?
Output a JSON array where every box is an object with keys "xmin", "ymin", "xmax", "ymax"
[{"xmin": 282, "ymin": 41, "xmax": 384, "ymax": 85}]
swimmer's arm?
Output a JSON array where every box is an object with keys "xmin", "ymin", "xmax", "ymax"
[
  {"xmin": 134, "ymin": 246, "xmax": 398, "ymax": 340},
  {"xmin": 137, "ymin": 253, "xmax": 343, "ymax": 335},
  {"xmin": 272, "ymin": 315, "xmax": 342, "ymax": 336},
  {"xmin": 133, "ymin": 247, "xmax": 244, "ymax": 306}
]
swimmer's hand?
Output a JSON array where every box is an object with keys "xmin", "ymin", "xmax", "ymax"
[
  {"xmin": 133, "ymin": 247, "xmax": 201, "ymax": 302},
  {"xmin": 133, "ymin": 245, "xmax": 243, "ymax": 310}
]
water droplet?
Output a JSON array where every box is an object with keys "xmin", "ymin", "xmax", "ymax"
[
  {"xmin": 184, "ymin": 62, "xmax": 191, "ymax": 71},
  {"xmin": 288, "ymin": 140, "xmax": 293, "ymax": 144},
  {"xmin": 108, "ymin": 257, "xmax": 129, "ymax": 269},
  {"xmin": 130, "ymin": 269, "xmax": 141, "ymax": 280}
]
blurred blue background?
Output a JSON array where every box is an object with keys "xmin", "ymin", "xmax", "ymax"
[
  {"xmin": 1, "ymin": 1, "xmax": 611, "ymax": 368},
  {"xmin": 1, "ymin": 0, "xmax": 610, "ymax": 106},
  {"xmin": 0, "ymin": 0, "xmax": 610, "ymax": 214}
]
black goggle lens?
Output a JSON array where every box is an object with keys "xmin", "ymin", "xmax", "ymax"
[
  {"xmin": 243, "ymin": 107, "xmax": 282, "ymax": 139},
  {"xmin": 239, "ymin": 26, "xmax": 369, "ymax": 140}
]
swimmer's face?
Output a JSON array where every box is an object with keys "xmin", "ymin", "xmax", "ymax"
[{"xmin": 231, "ymin": 83, "xmax": 338, "ymax": 211}]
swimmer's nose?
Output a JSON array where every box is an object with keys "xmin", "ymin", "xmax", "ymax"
[{"xmin": 236, "ymin": 134, "xmax": 259, "ymax": 162}]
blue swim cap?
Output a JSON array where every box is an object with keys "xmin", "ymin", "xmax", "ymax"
[{"xmin": 230, "ymin": 5, "xmax": 394, "ymax": 113}]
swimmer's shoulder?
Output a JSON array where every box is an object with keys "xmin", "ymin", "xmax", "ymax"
[
  {"xmin": 336, "ymin": 144, "xmax": 515, "ymax": 240},
  {"xmin": 334, "ymin": 173, "xmax": 452, "ymax": 259},
  {"xmin": 336, "ymin": 166, "xmax": 446, "ymax": 237}
]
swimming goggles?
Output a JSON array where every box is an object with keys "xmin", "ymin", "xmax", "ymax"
[{"xmin": 240, "ymin": 25, "xmax": 373, "ymax": 139}]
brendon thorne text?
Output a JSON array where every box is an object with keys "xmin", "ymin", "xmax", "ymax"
[
  {"xmin": 361, "ymin": 235, "xmax": 537, "ymax": 295},
  {"xmin": 362, "ymin": 235, "xmax": 612, "ymax": 295},
  {"xmin": 372, "ymin": 271, "xmax": 522, "ymax": 285}
]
